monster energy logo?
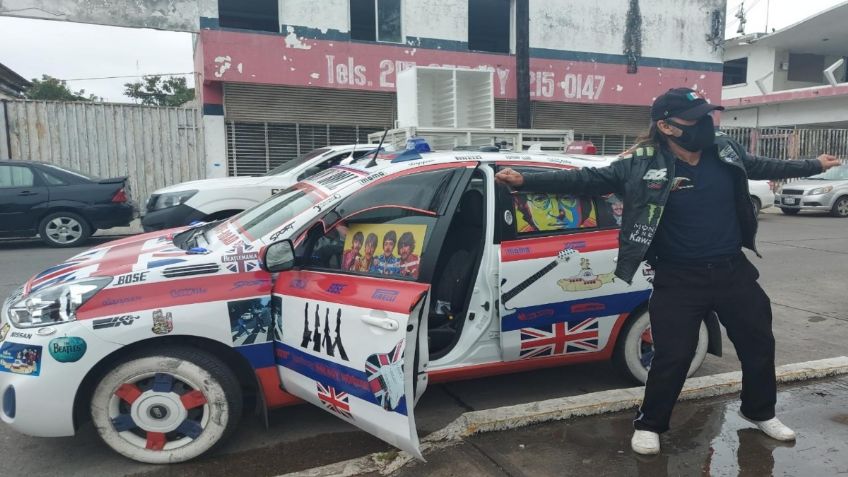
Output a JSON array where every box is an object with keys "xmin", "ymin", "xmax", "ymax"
[{"xmin": 647, "ymin": 204, "xmax": 663, "ymax": 225}]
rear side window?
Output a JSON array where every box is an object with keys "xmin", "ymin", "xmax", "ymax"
[
  {"xmin": 40, "ymin": 170, "xmax": 68, "ymax": 186},
  {"xmin": 499, "ymin": 166, "xmax": 620, "ymax": 240},
  {"xmin": 0, "ymin": 166, "xmax": 35, "ymax": 188}
]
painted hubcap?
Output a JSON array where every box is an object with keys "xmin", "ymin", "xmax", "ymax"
[
  {"xmin": 109, "ymin": 373, "xmax": 208, "ymax": 451},
  {"xmin": 637, "ymin": 326, "xmax": 655, "ymax": 369},
  {"xmin": 45, "ymin": 217, "xmax": 83, "ymax": 244}
]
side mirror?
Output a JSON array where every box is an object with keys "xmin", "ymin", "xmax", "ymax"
[{"xmin": 262, "ymin": 239, "xmax": 296, "ymax": 272}]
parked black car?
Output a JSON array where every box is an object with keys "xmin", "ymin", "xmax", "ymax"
[{"xmin": 0, "ymin": 160, "xmax": 136, "ymax": 247}]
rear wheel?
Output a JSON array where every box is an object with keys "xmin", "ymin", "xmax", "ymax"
[
  {"xmin": 90, "ymin": 348, "xmax": 242, "ymax": 464},
  {"xmin": 613, "ymin": 309, "xmax": 708, "ymax": 384},
  {"xmin": 751, "ymin": 196, "xmax": 762, "ymax": 217},
  {"xmin": 780, "ymin": 208, "xmax": 800, "ymax": 215},
  {"xmin": 38, "ymin": 211, "xmax": 91, "ymax": 247},
  {"xmin": 831, "ymin": 196, "xmax": 848, "ymax": 218}
]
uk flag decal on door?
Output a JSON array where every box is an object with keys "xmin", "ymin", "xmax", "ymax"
[
  {"xmin": 317, "ymin": 382, "xmax": 352, "ymax": 419},
  {"xmin": 519, "ymin": 318, "xmax": 600, "ymax": 359}
]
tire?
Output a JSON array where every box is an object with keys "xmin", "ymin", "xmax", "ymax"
[
  {"xmin": 780, "ymin": 208, "xmax": 800, "ymax": 215},
  {"xmin": 38, "ymin": 211, "xmax": 91, "ymax": 247},
  {"xmin": 830, "ymin": 196, "xmax": 848, "ymax": 218},
  {"xmin": 613, "ymin": 309, "xmax": 709, "ymax": 385},
  {"xmin": 90, "ymin": 348, "xmax": 242, "ymax": 464},
  {"xmin": 750, "ymin": 196, "xmax": 761, "ymax": 217}
]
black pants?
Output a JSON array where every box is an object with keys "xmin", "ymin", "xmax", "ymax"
[{"xmin": 633, "ymin": 253, "xmax": 776, "ymax": 433}]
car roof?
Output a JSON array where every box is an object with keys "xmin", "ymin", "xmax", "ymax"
[{"xmin": 360, "ymin": 149, "xmax": 616, "ymax": 173}]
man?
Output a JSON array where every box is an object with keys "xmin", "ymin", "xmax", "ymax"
[
  {"xmin": 354, "ymin": 233, "xmax": 378, "ymax": 272},
  {"xmin": 371, "ymin": 230, "xmax": 401, "ymax": 275},
  {"xmin": 495, "ymin": 87, "xmax": 840, "ymax": 455},
  {"xmin": 397, "ymin": 231, "xmax": 420, "ymax": 278},
  {"xmin": 342, "ymin": 231, "xmax": 364, "ymax": 271}
]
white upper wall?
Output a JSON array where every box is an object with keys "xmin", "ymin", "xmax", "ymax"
[
  {"xmin": 280, "ymin": 0, "xmax": 350, "ymax": 33},
  {"xmin": 404, "ymin": 0, "xmax": 468, "ymax": 42},
  {"xmin": 529, "ymin": 0, "xmax": 725, "ymax": 64},
  {"xmin": 722, "ymin": 43, "xmax": 777, "ymax": 99}
]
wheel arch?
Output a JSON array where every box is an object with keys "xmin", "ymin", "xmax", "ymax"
[
  {"xmin": 38, "ymin": 206, "xmax": 96, "ymax": 232},
  {"xmin": 72, "ymin": 335, "xmax": 261, "ymax": 431}
]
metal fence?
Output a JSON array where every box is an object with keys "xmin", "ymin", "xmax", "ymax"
[
  {"xmin": 0, "ymin": 100, "xmax": 204, "ymax": 205},
  {"xmin": 722, "ymin": 127, "xmax": 848, "ymax": 161}
]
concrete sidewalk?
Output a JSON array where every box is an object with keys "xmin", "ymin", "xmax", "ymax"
[{"xmin": 395, "ymin": 376, "xmax": 848, "ymax": 476}]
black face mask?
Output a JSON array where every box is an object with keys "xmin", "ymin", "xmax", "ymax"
[{"xmin": 665, "ymin": 116, "xmax": 715, "ymax": 152}]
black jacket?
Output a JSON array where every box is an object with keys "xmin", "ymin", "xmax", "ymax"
[{"xmin": 520, "ymin": 133, "xmax": 823, "ymax": 283}]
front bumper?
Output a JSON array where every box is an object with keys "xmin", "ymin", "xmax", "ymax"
[
  {"xmin": 141, "ymin": 203, "xmax": 206, "ymax": 232},
  {"xmin": 0, "ymin": 320, "xmax": 121, "ymax": 437},
  {"xmin": 774, "ymin": 192, "xmax": 835, "ymax": 211}
]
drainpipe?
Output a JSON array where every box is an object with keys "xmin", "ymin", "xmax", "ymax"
[{"xmin": 516, "ymin": 0, "xmax": 531, "ymax": 129}]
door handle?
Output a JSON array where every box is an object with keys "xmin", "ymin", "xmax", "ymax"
[
  {"xmin": 360, "ymin": 315, "xmax": 399, "ymax": 331},
  {"xmin": 18, "ymin": 191, "xmax": 38, "ymax": 196}
]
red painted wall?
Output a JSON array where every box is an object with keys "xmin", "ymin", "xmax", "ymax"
[{"xmin": 198, "ymin": 30, "xmax": 722, "ymax": 107}]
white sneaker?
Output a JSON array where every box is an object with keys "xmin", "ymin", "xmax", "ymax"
[
  {"xmin": 631, "ymin": 430, "xmax": 661, "ymax": 455},
  {"xmin": 738, "ymin": 411, "xmax": 796, "ymax": 441}
]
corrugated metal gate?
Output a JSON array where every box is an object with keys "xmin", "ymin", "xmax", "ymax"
[
  {"xmin": 223, "ymin": 84, "xmax": 393, "ymax": 175},
  {"xmin": 0, "ymin": 100, "xmax": 204, "ymax": 205},
  {"xmin": 723, "ymin": 127, "xmax": 848, "ymax": 160}
]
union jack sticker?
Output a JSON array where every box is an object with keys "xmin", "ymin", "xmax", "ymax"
[
  {"xmin": 317, "ymin": 382, "xmax": 352, "ymax": 419},
  {"xmin": 519, "ymin": 318, "xmax": 600, "ymax": 359}
]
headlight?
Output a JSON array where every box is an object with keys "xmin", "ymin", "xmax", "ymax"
[
  {"xmin": 6, "ymin": 277, "xmax": 112, "ymax": 328},
  {"xmin": 153, "ymin": 190, "xmax": 198, "ymax": 210},
  {"xmin": 807, "ymin": 186, "xmax": 833, "ymax": 195}
]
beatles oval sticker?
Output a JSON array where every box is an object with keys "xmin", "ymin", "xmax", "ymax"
[{"xmin": 49, "ymin": 336, "xmax": 87, "ymax": 363}]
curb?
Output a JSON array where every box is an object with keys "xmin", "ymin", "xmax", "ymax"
[{"xmin": 278, "ymin": 356, "xmax": 848, "ymax": 477}]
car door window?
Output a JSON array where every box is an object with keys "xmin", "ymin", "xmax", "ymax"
[
  {"xmin": 498, "ymin": 166, "xmax": 620, "ymax": 240},
  {"xmin": 40, "ymin": 169, "xmax": 68, "ymax": 186},
  {"xmin": 297, "ymin": 168, "xmax": 459, "ymax": 280},
  {"xmin": 0, "ymin": 166, "xmax": 35, "ymax": 188}
]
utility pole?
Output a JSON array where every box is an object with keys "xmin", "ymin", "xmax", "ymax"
[{"xmin": 516, "ymin": 0, "xmax": 531, "ymax": 129}]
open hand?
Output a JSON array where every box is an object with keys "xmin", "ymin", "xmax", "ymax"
[
  {"xmin": 495, "ymin": 168, "xmax": 524, "ymax": 187},
  {"xmin": 818, "ymin": 154, "xmax": 841, "ymax": 171}
]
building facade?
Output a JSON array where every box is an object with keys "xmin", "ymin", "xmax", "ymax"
[
  {"xmin": 197, "ymin": 0, "xmax": 726, "ymax": 176},
  {"xmin": 0, "ymin": 63, "xmax": 31, "ymax": 100},
  {"xmin": 721, "ymin": 2, "xmax": 848, "ymax": 129}
]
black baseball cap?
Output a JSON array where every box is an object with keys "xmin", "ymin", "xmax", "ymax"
[{"xmin": 650, "ymin": 87, "xmax": 724, "ymax": 121}]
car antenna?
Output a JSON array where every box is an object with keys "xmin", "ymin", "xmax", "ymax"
[{"xmin": 367, "ymin": 128, "xmax": 389, "ymax": 168}]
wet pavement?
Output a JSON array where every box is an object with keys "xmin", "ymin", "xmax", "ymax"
[{"xmin": 394, "ymin": 376, "xmax": 848, "ymax": 476}]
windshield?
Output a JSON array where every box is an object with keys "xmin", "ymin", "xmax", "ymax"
[
  {"xmin": 207, "ymin": 184, "xmax": 324, "ymax": 242},
  {"xmin": 809, "ymin": 164, "xmax": 848, "ymax": 180},
  {"xmin": 263, "ymin": 148, "xmax": 331, "ymax": 176}
]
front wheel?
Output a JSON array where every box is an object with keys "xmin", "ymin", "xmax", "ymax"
[
  {"xmin": 613, "ymin": 310, "xmax": 708, "ymax": 384},
  {"xmin": 830, "ymin": 196, "xmax": 848, "ymax": 218},
  {"xmin": 751, "ymin": 197, "xmax": 762, "ymax": 217},
  {"xmin": 90, "ymin": 348, "xmax": 242, "ymax": 464}
]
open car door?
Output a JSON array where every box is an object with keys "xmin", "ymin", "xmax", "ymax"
[{"xmin": 273, "ymin": 270, "xmax": 430, "ymax": 459}]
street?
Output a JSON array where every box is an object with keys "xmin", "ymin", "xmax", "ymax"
[{"xmin": 1, "ymin": 210, "xmax": 847, "ymax": 477}]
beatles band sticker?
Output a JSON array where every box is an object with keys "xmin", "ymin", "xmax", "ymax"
[{"xmin": 341, "ymin": 223, "xmax": 427, "ymax": 280}]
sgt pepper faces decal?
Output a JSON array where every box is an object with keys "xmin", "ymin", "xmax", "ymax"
[{"xmin": 48, "ymin": 336, "xmax": 87, "ymax": 363}]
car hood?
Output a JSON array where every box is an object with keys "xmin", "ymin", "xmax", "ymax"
[
  {"xmin": 153, "ymin": 175, "xmax": 287, "ymax": 194},
  {"xmin": 23, "ymin": 227, "xmax": 193, "ymax": 295},
  {"xmin": 781, "ymin": 179, "xmax": 848, "ymax": 190}
]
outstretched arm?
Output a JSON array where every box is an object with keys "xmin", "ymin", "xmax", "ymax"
[
  {"xmin": 743, "ymin": 153, "xmax": 838, "ymax": 180},
  {"xmin": 495, "ymin": 159, "xmax": 630, "ymax": 196}
]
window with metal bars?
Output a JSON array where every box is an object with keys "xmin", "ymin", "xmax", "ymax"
[{"xmin": 226, "ymin": 122, "xmax": 383, "ymax": 176}]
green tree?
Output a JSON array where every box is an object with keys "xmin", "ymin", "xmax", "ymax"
[
  {"xmin": 124, "ymin": 75, "xmax": 195, "ymax": 106},
  {"xmin": 25, "ymin": 75, "xmax": 100, "ymax": 101}
]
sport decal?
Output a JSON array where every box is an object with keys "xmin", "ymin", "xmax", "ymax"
[
  {"xmin": 92, "ymin": 314, "xmax": 140, "ymax": 330},
  {"xmin": 48, "ymin": 336, "xmax": 87, "ymax": 363},
  {"xmin": 221, "ymin": 242, "xmax": 260, "ymax": 274},
  {"xmin": 228, "ymin": 297, "xmax": 273, "ymax": 346},
  {"xmin": 557, "ymin": 258, "xmax": 616, "ymax": 292},
  {"xmin": 501, "ymin": 248, "xmax": 577, "ymax": 308},
  {"xmin": 341, "ymin": 223, "xmax": 427, "ymax": 279},
  {"xmin": 300, "ymin": 303, "xmax": 348, "ymax": 361},
  {"xmin": 151, "ymin": 309, "xmax": 174, "ymax": 335},
  {"xmin": 364, "ymin": 340, "xmax": 406, "ymax": 411},
  {"xmin": 519, "ymin": 318, "xmax": 599, "ymax": 359},
  {"xmin": 0, "ymin": 342, "xmax": 42, "ymax": 376},
  {"xmin": 317, "ymin": 382, "xmax": 353, "ymax": 419}
]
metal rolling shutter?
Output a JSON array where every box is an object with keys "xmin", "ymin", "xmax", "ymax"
[
  {"xmin": 224, "ymin": 84, "xmax": 396, "ymax": 125},
  {"xmin": 495, "ymin": 99, "xmax": 517, "ymax": 128},
  {"xmin": 223, "ymin": 84, "xmax": 394, "ymax": 176},
  {"xmin": 532, "ymin": 102, "xmax": 650, "ymax": 154}
]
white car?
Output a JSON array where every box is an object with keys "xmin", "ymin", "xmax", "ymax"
[
  {"xmin": 0, "ymin": 148, "xmax": 723, "ymax": 464},
  {"xmin": 141, "ymin": 145, "xmax": 376, "ymax": 231},
  {"xmin": 748, "ymin": 180, "xmax": 775, "ymax": 217}
]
